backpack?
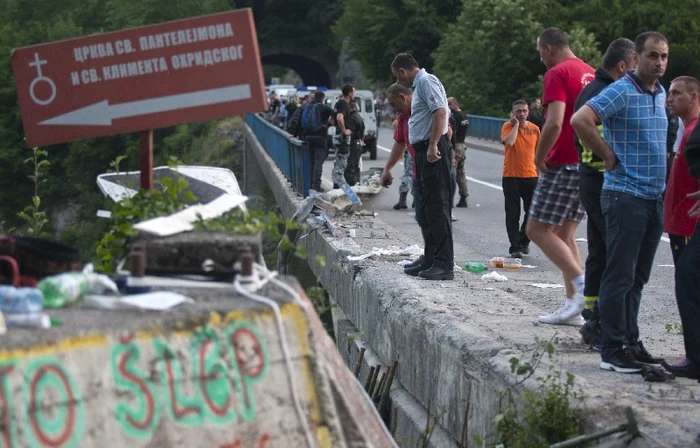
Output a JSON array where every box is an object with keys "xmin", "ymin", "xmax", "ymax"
[
  {"xmin": 287, "ymin": 105, "xmax": 305, "ymax": 136},
  {"xmin": 347, "ymin": 109, "xmax": 365, "ymax": 140},
  {"xmin": 301, "ymin": 103, "xmax": 323, "ymax": 133}
]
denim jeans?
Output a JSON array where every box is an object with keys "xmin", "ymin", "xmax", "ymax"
[{"xmin": 599, "ymin": 190, "xmax": 663, "ymax": 355}]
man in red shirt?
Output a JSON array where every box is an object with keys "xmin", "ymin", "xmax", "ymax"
[
  {"xmin": 664, "ymin": 76, "xmax": 700, "ymax": 369},
  {"xmin": 526, "ymin": 28, "xmax": 595, "ymax": 326},
  {"xmin": 665, "ymin": 76, "xmax": 700, "ymax": 263},
  {"xmin": 380, "ymin": 83, "xmax": 431, "ymax": 276}
]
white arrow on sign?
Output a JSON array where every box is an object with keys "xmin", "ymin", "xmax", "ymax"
[{"xmin": 39, "ymin": 84, "xmax": 252, "ymax": 126}]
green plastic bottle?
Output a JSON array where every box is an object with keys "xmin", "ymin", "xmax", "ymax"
[
  {"xmin": 38, "ymin": 272, "xmax": 91, "ymax": 309},
  {"xmin": 463, "ymin": 262, "xmax": 487, "ymax": 273}
]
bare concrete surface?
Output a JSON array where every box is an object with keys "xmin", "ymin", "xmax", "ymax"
[
  {"xmin": 0, "ymin": 277, "xmax": 395, "ymax": 447},
  {"xmin": 246, "ymin": 123, "xmax": 700, "ymax": 448}
]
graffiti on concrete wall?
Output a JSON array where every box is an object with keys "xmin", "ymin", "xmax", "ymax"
[{"xmin": 0, "ymin": 319, "xmax": 272, "ymax": 447}]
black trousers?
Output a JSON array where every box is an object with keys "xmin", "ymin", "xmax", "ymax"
[
  {"xmin": 502, "ymin": 177, "xmax": 537, "ymax": 253},
  {"xmin": 579, "ymin": 168, "xmax": 606, "ymax": 300},
  {"xmin": 305, "ymin": 135, "xmax": 327, "ymax": 190},
  {"xmin": 676, "ymin": 221, "xmax": 700, "ymax": 366},
  {"xmin": 345, "ymin": 139, "xmax": 362, "ymax": 186},
  {"xmin": 669, "ymin": 233, "xmax": 690, "ymax": 265},
  {"xmin": 413, "ymin": 135, "xmax": 454, "ymax": 269}
]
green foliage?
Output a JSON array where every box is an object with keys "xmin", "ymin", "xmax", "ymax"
[
  {"xmin": 475, "ymin": 335, "xmax": 583, "ymax": 447},
  {"xmin": 95, "ymin": 158, "xmax": 197, "ymax": 272},
  {"xmin": 333, "ymin": 0, "xmax": 461, "ymax": 83},
  {"xmin": 0, "ymin": 0, "xmax": 235, "ymax": 234},
  {"xmin": 12, "ymin": 147, "xmax": 52, "ymax": 238},
  {"xmin": 665, "ymin": 322, "xmax": 684, "ymax": 334},
  {"xmin": 307, "ymin": 286, "xmax": 336, "ymax": 337}
]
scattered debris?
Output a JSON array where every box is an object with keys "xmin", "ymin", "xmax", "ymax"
[
  {"xmin": 529, "ymin": 283, "xmax": 565, "ymax": 289},
  {"xmin": 482, "ymin": 271, "xmax": 507, "ymax": 282},
  {"xmin": 575, "ymin": 238, "xmax": 587, "ymax": 242},
  {"xmin": 521, "ymin": 264, "xmax": 537, "ymax": 269},
  {"xmin": 348, "ymin": 245, "xmax": 423, "ymax": 261}
]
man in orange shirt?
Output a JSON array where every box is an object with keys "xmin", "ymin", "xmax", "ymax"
[{"xmin": 501, "ymin": 99, "xmax": 540, "ymax": 258}]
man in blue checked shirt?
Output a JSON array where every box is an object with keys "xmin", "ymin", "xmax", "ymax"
[{"xmin": 571, "ymin": 31, "xmax": 669, "ymax": 375}]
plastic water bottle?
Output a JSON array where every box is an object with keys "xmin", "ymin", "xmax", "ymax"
[
  {"xmin": 0, "ymin": 286, "xmax": 44, "ymax": 314},
  {"xmin": 487, "ymin": 257, "xmax": 522, "ymax": 269},
  {"xmin": 38, "ymin": 272, "xmax": 90, "ymax": 309},
  {"xmin": 463, "ymin": 262, "xmax": 487, "ymax": 273}
]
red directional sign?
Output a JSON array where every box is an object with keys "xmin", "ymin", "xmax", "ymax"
[{"xmin": 11, "ymin": 9, "xmax": 267, "ymax": 147}]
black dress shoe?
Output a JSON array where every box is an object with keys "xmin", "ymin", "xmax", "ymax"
[
  {"xmin": 628, "ymin": 341, "xmax": 662, "ymax": 364},
  {"xmin": 405, "ymin": 262, "xmax": 431, "ymax": 277},
  {"xmin": 521, "ymin": 244, "xmax": 530, "ymax": 255},
  {"xmin": 404, "ymin": 256, "xmax": 426, "ymax": 270},
  {"xmin": 662, "ymin": 360, "xmax": 700, "ymax": 379},
  {"xmin": 418, "ymin": 266, "xmax": 454, "ymax": 280}
]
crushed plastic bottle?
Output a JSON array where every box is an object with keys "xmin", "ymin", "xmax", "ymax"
[
  {"xmin": 37, "ymin": 264, "xmax": 119, "ymax": 309},
  {"xmin": 38, "ymin": 272, "xmax": 91, "ymax": 309},
  {"xmin": 487, "ymin": 257, "xmax": 522, "ymax": 269},
  {"xmin": 0, "ymin": 286, "xmax": 44, "ymax": 314},
  {"xmin": 463, "ymin": 262, "xmax": 487, "ymax": 273}
]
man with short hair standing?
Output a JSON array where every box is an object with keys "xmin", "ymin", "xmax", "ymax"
[
  {"xmin": 526, "ymin": 27, "xmax": 595, "ymax": 326},
  {"xmin": 448, "ymin": 97, "xmax": 470, "ymax": 208},
  {"xmin": 303, "ymin": 90, "xmax": 336, "ymax": 194},
  {"xmin": 571, "ymin": 31, "xmax": 670, "ymax": 374},
  {"xmin": 392, "ymin": 53, "xmax": 454, "ymax": 280},
  {"xmin": 333, "ymin": 84, "xmax": 356, "ymax": 188},
  {"xmin": 574, "ymin": 37, "xmax": 636, "ymax": 346},
  {"xmin": 501, "ymin": 99, "xmax": 540, "ymax": 259},
  {"xmin": 662, "ymin": 76, "xmax": 700, "ymax": 370}
]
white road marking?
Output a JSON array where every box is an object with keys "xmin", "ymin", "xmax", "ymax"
[
  {"xmin": 466, "ymin": 176, "xmax": 503, "ymax": 191},
  {"xmin": 382, "ymin": 143, "xmax": 507, "ymax": 189}
]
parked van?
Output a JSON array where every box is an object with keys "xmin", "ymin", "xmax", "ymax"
[{"xmin": 323, "ymin": 89, "xmax": 378, "ymax": 160}]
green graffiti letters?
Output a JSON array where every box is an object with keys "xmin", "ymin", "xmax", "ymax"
[
  {"xmin": 153, "ymin": 338, "xmax": 205, "ymax": 426},
  {"xmin": 0, "ymin": 319, "xmax": 270, "ymax": 447},
  {"xmin": 192, "ymin": 332, "xmax": 236, "ymax": 425},
  {"xmin": 225, "ymin": 322, "xmax": 270, "ymax": 422},
  {"xmin": 23, "ymin": 357, "xmax": 85, "ymax": 448},
  {"xmin": 0, "ymin": 362, "xmax": 17, "ymax": 448},
  {"xmin": 110, "ymin": 341, "xmax": 162, "ymax": 439}
]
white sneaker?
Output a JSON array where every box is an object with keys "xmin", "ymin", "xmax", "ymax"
[
  {"xmin": 559, "ymin": 294, "xmax": 584, "ymax": 320},
  {"xmin": 538, "ymin": 304, "xmax": 585, "ymax": 326}
]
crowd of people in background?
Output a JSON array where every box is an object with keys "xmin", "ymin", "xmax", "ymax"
[
  {"xmin": 264, "ymin": 26, "xmax": 700, "ymax": 384},
  {"xmin": 377, "ymin": 28, "xmax": 699, "ymax": 384}
]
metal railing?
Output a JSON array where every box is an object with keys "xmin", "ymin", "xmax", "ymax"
[
  {"xmin": 246, "ymin": 113, "xmax": 310, "ymax": 197},
  {"xmin": 467, "ymin": 114, "xmax": 508, "ymax": 142}
]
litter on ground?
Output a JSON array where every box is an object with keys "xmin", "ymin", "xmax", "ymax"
[
  {"xmin": 529, "ymin": 283, "xmax": 565, "ymax": 289},
  {"xmin": 348, "ymin": 244, "xmax": 423, "ymax": 261},
  {"xmin": 482, "ymin": 271, "xmax": 508, "ymax": 282}
]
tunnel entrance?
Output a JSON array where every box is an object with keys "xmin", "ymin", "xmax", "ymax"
[{"xmin": 261, "ymin": 54, "xmax": 333, "ymax": 87}]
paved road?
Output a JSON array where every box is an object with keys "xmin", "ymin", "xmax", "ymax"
[{"xmin": 320, "ymin": 127, "xmax": 685, "ymax": 361}]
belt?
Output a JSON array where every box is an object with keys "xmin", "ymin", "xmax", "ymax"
[{"xmin": 412, "ymin": 134, "xmax": 448, "ymax": 151}]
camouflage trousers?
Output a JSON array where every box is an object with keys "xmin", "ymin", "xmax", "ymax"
[
  {"xmin": 332, "ymin": 142, "xmax": 349, "ymax": 187},
  {"xmin": 454, "ymin": 142, "xmax": 469, "ymax": 197},
  {"xmin": 399, "ymin": 150, "xmax": 414, "ymax": 194}
]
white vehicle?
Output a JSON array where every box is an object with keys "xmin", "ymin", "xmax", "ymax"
[
  {"xmin": 324, "ymin": 89, "xmax": 378, "ymax": 160},
  {"xmin": 266, "ymin": 84, "xmax": 295, "ymax": 96}
]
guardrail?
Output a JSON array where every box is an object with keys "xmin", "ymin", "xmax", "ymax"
[
  {"xmin": 467, "ymin": 114, "xmax": 508, "ymax": 142},
  {"xmin": 246, "ymin": 113, "xmax": 310, "ymax": 197}
]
